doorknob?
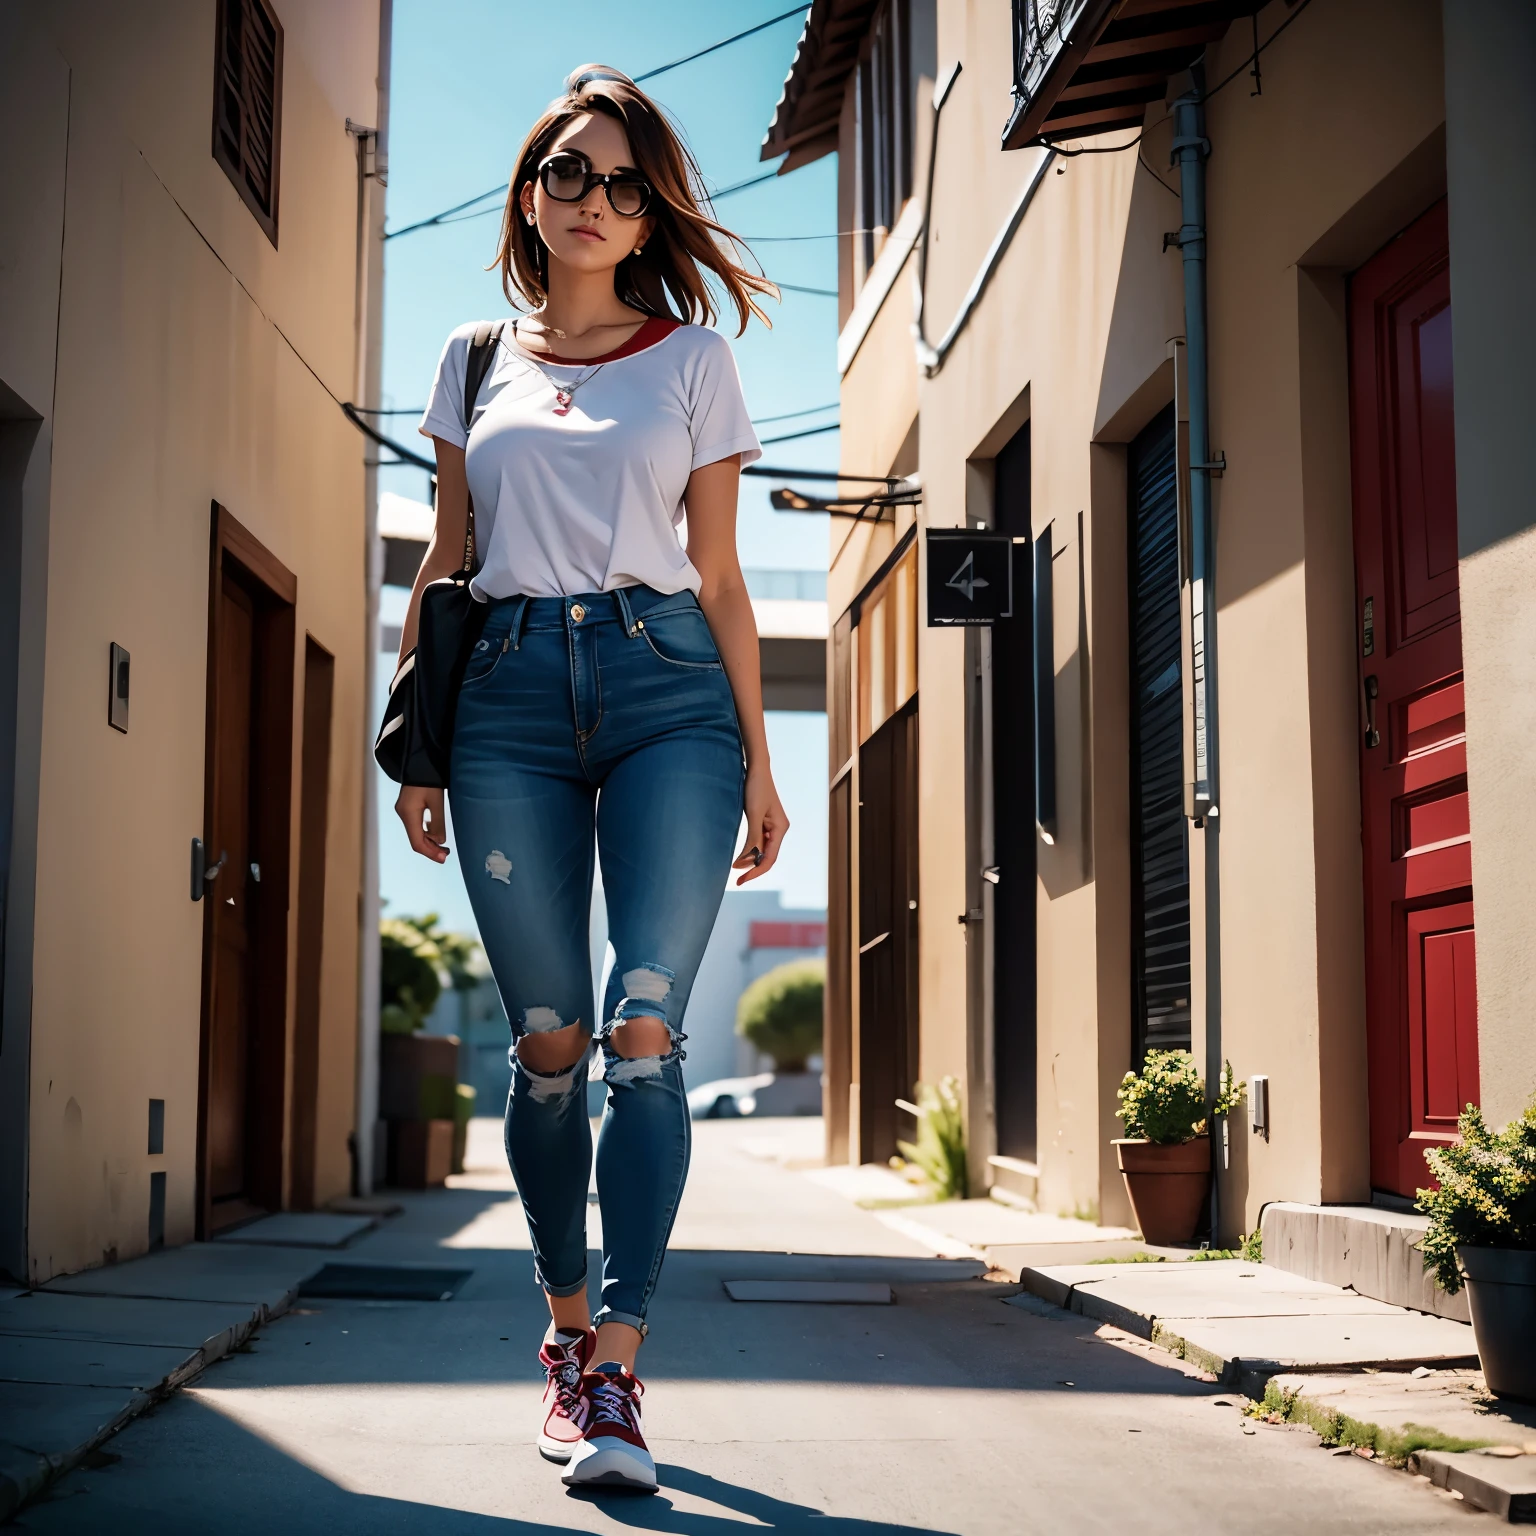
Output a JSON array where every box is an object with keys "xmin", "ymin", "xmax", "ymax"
[
  {"xmin": 204, "ymin": 848, "xmax": 228, "ymax": 883},
  {"xmin": 1363, "ymin": 675, "xmax": 1380, "ymax": 749}
]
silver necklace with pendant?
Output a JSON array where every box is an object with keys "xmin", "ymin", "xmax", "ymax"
[{"xmin": 513, "ymin": 320, "xmax": 605, "ymax": 417}]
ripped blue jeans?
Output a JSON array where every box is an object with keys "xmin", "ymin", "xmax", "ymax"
[{"xmin": 448, "ymin": 584, "xmax": 744, "ymax": 1331}]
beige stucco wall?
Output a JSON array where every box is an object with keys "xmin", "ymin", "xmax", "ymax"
[
  {"xmin": 1201, "ymin": 0, "xmax": 1446, "ymax": 1230},
  {"xmin": 1443, "ymin": 0, "xmax": 1536, "ymax": 1131},
  {"xmin": 11, "ymin": 0, "xmax": 378, "ymax": 1281},
  {"xmin": 831, "ymin": 0, "xmax": 1487, "ymax": 1236}
]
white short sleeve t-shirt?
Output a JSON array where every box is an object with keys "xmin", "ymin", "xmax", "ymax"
[{"xmin": 418, "ymin": 317, "xmax": 761, "ymax": 601}]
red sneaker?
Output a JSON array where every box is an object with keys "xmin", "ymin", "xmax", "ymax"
[
  {"xmin": 536, "ymin": 1329, "xmax": 594, "ymax": 1463},
  {"xmin": 561, "ymin": 1363, "xmax": 656, "ymax": 1492}
]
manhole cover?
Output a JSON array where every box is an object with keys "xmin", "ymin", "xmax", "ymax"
[
  {"xmin": 298, "ymin": 1264, "xmax": 472, "ymax": 1301},
  {"xmin": 723, "ymin": 1280, "xmax": 893, "ymax": 1304}
]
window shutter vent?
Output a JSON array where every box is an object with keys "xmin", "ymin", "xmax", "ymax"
[
  {"xmin": 1128, "ymin": 406, "xmax": 1192, "ymax": 1061},
  {"xmin": 213, "ymin": 0, "xmax": 284, "ymax": 245}
]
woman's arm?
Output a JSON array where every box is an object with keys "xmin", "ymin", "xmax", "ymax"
[
  {"xmin": 684, "ymin": 455, "xmax": 789, "ymax": 884},
  {"xmin": 393, "ymin": 436, "xmax": 472, "ymax": 864}
]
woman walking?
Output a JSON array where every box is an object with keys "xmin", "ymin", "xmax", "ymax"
[{"xmin": 392, "ymin": 66, "xmax": 787, "ymax": 1492}]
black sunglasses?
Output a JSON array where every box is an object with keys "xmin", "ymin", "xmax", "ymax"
[{"xmin": 537, "ymin": 152, "xmax": 653, "ymax": 218}]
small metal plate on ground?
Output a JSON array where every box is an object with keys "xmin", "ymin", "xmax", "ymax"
[
  {"xmin": 298, "ymin": 1264, "xmax": 473, "ymax": 1302},
  {"xmin": 723, "ymin": 1280, "xmax": 893, "ymax": 1304},
  {"xmin": 214, "ymin": 1213, "xmax": 377, "ymax": 1249}
]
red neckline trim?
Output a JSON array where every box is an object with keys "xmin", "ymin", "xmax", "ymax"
[{"xmin": 516, "ymin": 315, "xmax": 681, "ymax": 366}]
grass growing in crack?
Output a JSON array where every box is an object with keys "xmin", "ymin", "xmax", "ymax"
[
  {"xmin": 1087, "ymin": 1251, "xmax": 1167, "ymax": 1263},
  {"xmin": 1245, "ymin": 1382, "xmax": 1494, "ymax": 1463}
]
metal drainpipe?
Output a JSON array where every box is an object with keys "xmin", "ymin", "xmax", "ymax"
[{"xmin": 1171, "ymin": 64, "xmax": 1225, "ymax": 1240}]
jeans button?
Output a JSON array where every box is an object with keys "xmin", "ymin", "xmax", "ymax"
[{"xmin": 570, "ymin": 603, "xmax": 586, "ymax": 624}]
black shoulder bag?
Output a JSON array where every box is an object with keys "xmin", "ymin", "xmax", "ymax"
[{"xmin": 373, "ymin": 320, "xmax": 503, "ymax": 787}]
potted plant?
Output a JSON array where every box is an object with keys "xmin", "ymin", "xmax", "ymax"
[
  {"xmin": 1113, "ymin": 1051, "xmax": 1243, "ymax": 1244},
  {"xmin": 1417, "ymin": 1095, "xmax": 1536, "ymax": 1402}
]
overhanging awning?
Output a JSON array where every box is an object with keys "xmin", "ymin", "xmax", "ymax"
[
  {"xmin": 760, "ymin": 0, "xmax": 883, "ymax": 167},
  {"xmin": 1002, "ymin": 0, "xmax": 1260, "ymax": 150}
]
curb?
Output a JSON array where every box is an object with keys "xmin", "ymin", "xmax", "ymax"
[
  {"xmin": 1016, "ymin": 1265, "xmax": 1479, "ymax": 1395},
  {"xmin": 0, "ymin": 1285, "xmax": 295, "ymax": 1521},
  {"xmin": 1412, "ymin": 1450, "xmax": 1536, "ymax": 1522}
]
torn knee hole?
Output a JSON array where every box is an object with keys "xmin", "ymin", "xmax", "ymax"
[
  {"xmin": 516, "ymin": 1017, "xmax": 590, "ymax": 1073},
  {"xmin": 609, "ymin": 1017, "xmax": 673, "ymax": 1060}
]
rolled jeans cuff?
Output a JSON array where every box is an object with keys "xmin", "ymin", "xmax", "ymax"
[
  {"xmin": 540, "ymin": 1272, "xmax": 589, "ymax": 1299},
  {"xmin": 593, "ymin": 1306, "xmax": 647, "ymax": 1336}
]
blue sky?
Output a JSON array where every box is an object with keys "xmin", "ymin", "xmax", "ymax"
[{"xmin": 378, "ymin": 2, "xmax": 837, "ymax": 930}]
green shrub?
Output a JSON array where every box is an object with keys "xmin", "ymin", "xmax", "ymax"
[
  {"xmin": 379, "ymin": 913, "xmax": 485, "ymax": 1035},
  {"xmin": 897, "ymin": 1077, "xmax": 968, "ymax": 1201},
  {"xmin": 1417, "ymin": 1094, "xmax": 1536, "ymax": 1294},
  {"xmin": 736, "ymin": 958, "xmax": 825, "ymax": 1072},
  {"xmin": 1115, "ymin": 1050, "xmax": 1243, "ymax": 1145}
]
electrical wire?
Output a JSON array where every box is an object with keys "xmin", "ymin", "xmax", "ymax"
[
  {"xmin": 1138, "ymin": 149, "xmax": 1179, "ymax": 199},
  {"xmin": 388, "ymin": 166, "xmax": 787, "ymax": 241},
  {"xmin": 757, "ymin": 421, "xmax": 839, "ymax": 445},
  {"xmin": 1201, "ymin": 0, "xmax": 1316, "ymax": 102},
  {"xmin": 753, "ymin": 400, "xmax": 838, "ymax": 424},
  {"xmin": 1043, "ymin": 130, "xmax": 1141, "ymax": 156},
  {"xmin": 383, "ymin": 5, "xmax": 811, "ymax": 240},
  {"xmin": 634, "ymin": 5, "xmax": 809, "ymax": 83},
  {"xmin": 364, "ymin": 398, "xmax": 841, "ymax": 424}
]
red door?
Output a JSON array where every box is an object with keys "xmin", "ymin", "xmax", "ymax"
[{"xmin": 1350, "ymin": 200, "xmax": 1478, "ymax": 1198}]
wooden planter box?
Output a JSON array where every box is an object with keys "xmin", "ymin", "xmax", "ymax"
[{"xmin": 388, "ymin": 1118, "xmax": 454, "ymax": 1189}]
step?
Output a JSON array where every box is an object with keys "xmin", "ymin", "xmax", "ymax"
[
  {"xmin": 1260, "ymin": 1203, "xmax": 1469, "ymax": 1322},
  {"xmin": 986, "ymin": 1154, "xmax": 1038, "ymax": 1208},
  {"xmin": 1014, "ymin": 1257, "xmax": 1478, "ymax": 1394}
]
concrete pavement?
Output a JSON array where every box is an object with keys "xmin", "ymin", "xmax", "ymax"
[{"xmin": 10, "ymin": 1120, "xmax": 1481, "ymax": 1533}]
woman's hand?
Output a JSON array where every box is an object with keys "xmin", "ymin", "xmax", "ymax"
[
  {"xmin": 396, "ymin": 785, "xmax": 450, "ymax": 863},
  {"xmin": 733, "ymin": 762, "xmax": 789, "ymax": 885}
]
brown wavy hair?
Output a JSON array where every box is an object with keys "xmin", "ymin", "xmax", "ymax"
[{"xmin": 492, "ymin": 65, "xmax": 777, "ymax": 336}]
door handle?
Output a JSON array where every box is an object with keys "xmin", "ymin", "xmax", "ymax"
[
  {"xmin": 204, "ymin": 848, "xmax": 228, "ymax": 883},
  {"xmin": 1363, "ymin": 675, "xmax": 1380, "ymax": 749}
]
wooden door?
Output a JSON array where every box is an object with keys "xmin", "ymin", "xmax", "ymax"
[
  {"xmin": 207, "ymin": 575, "xmax": 258, "ymax": 1211},
  {"xmin": 1349, "ymin": 200, "xmax": 1478, "ymax": 1198},
  {"xmin": 858, "ymin": 700, "xmax": 918, "ymax": 1163},
  {"xmin": 199, "ymin": 505, "xmax": 296, "ymax": 1234},
  {"xmin": 288, "ymin": 638, "xmax": 334, "ymax": 1209}
]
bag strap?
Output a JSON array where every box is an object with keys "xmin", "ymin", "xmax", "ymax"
[{"xmin": 458, "ymin": 320, "xmax": 505, "ymax": 572}]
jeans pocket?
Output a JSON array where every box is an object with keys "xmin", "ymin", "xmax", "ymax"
[
  {"xmin": 460, "ymin": 635, "xmax": 507, "ymax": 687},
  {"xmin": 638, "ymin": 608, "xmax": 723, "ymax": 670}
]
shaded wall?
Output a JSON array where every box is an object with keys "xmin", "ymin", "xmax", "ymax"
[{"xmin": 4, "ymin": 1, "xmax": 379, "ymax": 1281}]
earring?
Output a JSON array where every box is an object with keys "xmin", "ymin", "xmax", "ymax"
[
  {"xmin": 633, "ymin": 245, "xmax": 644, "ymax": 256},
  {"xmin": 526, "ymin": 213, "xmax": 536, "ymax": 226}
]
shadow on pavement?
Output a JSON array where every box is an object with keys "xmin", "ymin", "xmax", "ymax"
[
  {"xmin": 576, "ymin": 1464, "xmax": 962, "ymax": 1533},
  {"xmin": 12, "ymin": 1395, "xmax": 566, "ymax": 1536}
]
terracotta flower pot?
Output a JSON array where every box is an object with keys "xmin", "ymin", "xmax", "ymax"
[
  {"xmin": 1457, "ymin": 1245, "xmax": 1536, "ymax": 1402},
  {"xmin": 1114, "ymin": 1137, "xmax": 1210, "ymax": 1244}
]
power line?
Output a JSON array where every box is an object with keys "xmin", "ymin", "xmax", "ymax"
[
  {"xmin": 387, "ymin": 187, "xmax": 503, "ymax": 240},
  {"xmin": 387, "ymin": 166, "xmax": 787, "ymax": 241},
  {"xmin": 775, "ymin": 281, "xmax": 837, "ymax": 297},
  {"xmin": 384, "ymin": 5, "xmax": 811, "ymax": 241},
  {"xmin": 361, "ymin": 398, "xmax": 842, "ymax": 425},
  {"xmin": 758, "ymin": 421, "xmax": 839, "ymax": 445},
  {"xmin": 634, "ymin": 5, "xmax": 809, "ymax": 83},
  {"xmin": 753, "ymin": 400, "xmax": 839, "ymax": 424}
]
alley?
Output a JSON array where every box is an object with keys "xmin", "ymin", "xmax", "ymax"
[{"xmin": 14, "ymin": 1120, "xmax": 1479, "ymax": 1535}]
